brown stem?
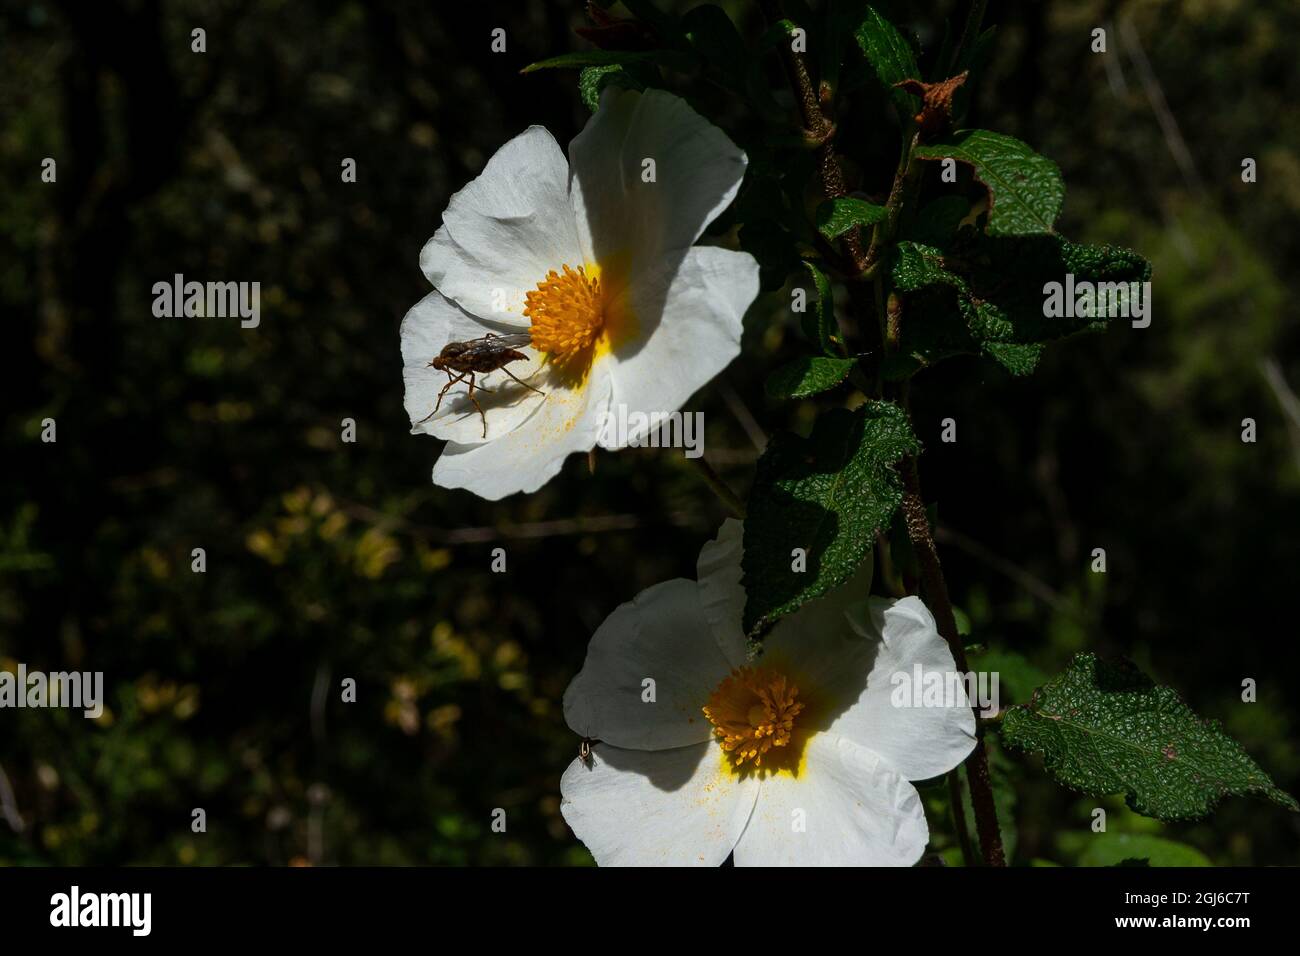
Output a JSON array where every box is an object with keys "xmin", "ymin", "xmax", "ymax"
[
  {"xmin": 762, "ymin": 0, "xmax": 1004, "ymax": 864},
  {"xmin": 900, "ymin": 454, "xmax": 1006, "ymax": 866},
  {"xmin": 865, "ymin": 129, "xmax": 923, "ymax": 269},
  {"xmin": 760, "ymin": 0, "xmax": 870, "ymax": 275}
]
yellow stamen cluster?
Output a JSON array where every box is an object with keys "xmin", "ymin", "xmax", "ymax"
[
  {"xmin": 703, "ymin": 666, "xmax": 805, "ymax": 768},
  {"xmin": 524, "ymin": 264, "xmax": 604, "ymax": 365}
]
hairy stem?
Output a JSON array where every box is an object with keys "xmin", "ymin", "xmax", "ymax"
[
  {"xmin": 762, "ymin": 0, "xmax": 1004, "ymax": 865},
  {"xmin": 759, "ymin": 0, "xmax": 870, "ymax": 275},
  {"xmin": 900, "ymin": 453, "xmax": 1006, "ymax": 866}
]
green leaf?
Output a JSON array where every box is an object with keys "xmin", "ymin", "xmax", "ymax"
[
  {"xmin": 1078, "ymin": 834, "xmax": 1211, "ymax": 868},
  {"xmin": 521, "ymin": 49, "xmax": 691, "ymax": 74},
  {"xmin": 890, "ymin": 240, "xmax": 962, "ymax": 292},
  {"xmin": 853, "ymin": 5, "xmax": 920, "ymax": 116},
  {"xmin": 799, "ymin": 260, "xmax": 842, "ymax": 355},
  {"xmin": 765, "ymin": 356, "xmax": 857, "ymax": 400},
  {"xmin": 578, "ymin": 64, "xmax": 645, "ymax": 112},
  {"xmin": 742, "ymin": 401, "xmax": 919, "ymax": 636},
  {"xmin": 815, "ymin": 197, "xmax": 887, "ymax": 241},
  {"xmin": 1001, "ymin": 653, "xmax": 1300, "ymax": 821},
  {"xmin": 885, "ymin": 232, "xmax": 1150, "ymax": 378},
  {"xmin": 914, "ymin": 130, "xmax": 1064, "ymax": 235}
]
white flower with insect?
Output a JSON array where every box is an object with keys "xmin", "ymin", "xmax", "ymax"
[
  {"xmin": 401, "ymin": 88, "xmax": 759, "ymax": 500},
  {"xmin": 560, "ymin": 519, "xmax": 977, "ymax": 866}
]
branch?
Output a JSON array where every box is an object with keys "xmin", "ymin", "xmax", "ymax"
[
  {"xmin": 763, "ymin": 0, "xmax": 1005, "ymax": 864},
  {"xmin": 900, "ymin": 454, "xmax": 1006, "ymax": 866},
  {"xmin": 759, "ymin": 0, "xmax": 869, "ymax": 275}
]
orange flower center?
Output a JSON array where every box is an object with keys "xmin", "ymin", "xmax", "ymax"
[
  {"xmin": 703, "ymin": 666, "xmax": 806, "ymax": 771},
  {"xmin": 524, "ymin": 264, "xmax": 604, "ymax": 366}
]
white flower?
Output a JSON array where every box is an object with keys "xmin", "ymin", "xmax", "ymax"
[
  {"xmin": 560, "ymin": 519, "xmax": 977, "ymax": 866},
  {"xmin": 401, "ymin": 89, "xmax": 760, "ymax": 500}
]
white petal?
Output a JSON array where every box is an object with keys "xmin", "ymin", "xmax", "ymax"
[
  {"xmin": 564, "ymin": 578, "xmax": 735, "ymax": 749},
  {"xmin": 694, "ymin": 518, "xmax": 748, "ymax": 669},
  {"xmin": 560, "ymin": 741, "xmax": 757, "ymax": 866},
  {"xmin": 569, "ymin": 88, "xmax": 747, "ymax": 283},
  {"xmin": 420, "ymin": 125, "xmax": 583, "ymax": 320},
  {"xmin": 829, "ymin": 596, "xmax": 977, "ymax": 781},
  {"xmin": 430, "ymin": 361, "xmax": 612, "ymax": 500},
  {"xmin": 732, "ymin": 734, "xmax": 928, "ymax": 866},
  {"xmin": 597, "ymin": 246, "xmax": 758, "ymax": 447},
  {"xmin": 400, "ymin": 292, "xmax": 546, "ymax": 443}
]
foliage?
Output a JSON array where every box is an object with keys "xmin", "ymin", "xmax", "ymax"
[
  {"xmin": 3, "ymin": 0, "xmax": 1297, "ymax": 868},
  {"xmin": 1002, "ymin": 653, "xmax": 1297, "ymax": 820},
  {"xmin": 741, "ymin": 402, "xmax": 917, "ymax": 635}
]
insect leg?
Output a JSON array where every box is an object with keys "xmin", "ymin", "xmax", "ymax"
[
  {"xmin": 416, "ymin": 371, "xmax": 466, "ymax": 425},
  {"xmin": 499, "ymin": 365, "xmax": 545, "ymax": 396},
  {"xmin": 466, "ymin": 373, "xmax": 488, "ymax": 438},
  {"xmin": 433, "ymin": 371, "xmax": 467, "ymax": 413}
]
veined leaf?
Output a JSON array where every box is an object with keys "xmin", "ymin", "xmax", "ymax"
[
  {"xmin": 885, "ymin": 232, "xmax": 1150, "ymax": 378},
  {"xmin": 1002, "ymin": 653, "xmax": 1299, "ymax": 821},
  {"xmin": 765, "ymin": 356, "xmax": 857, "ymax": 400},
  {"xmin": 742, "ymin": 401, "xmax": 918, "ymax": 636},
  {"xmin": 799, "ymin": 260, "xmax": 842, "ymax": 356},
  {"xmin": 914, "ymin": 130, "xmax": 1063, "ymax": 236},
  {"xmin": 578, "ymin": 64, "xmax": 645, "ymax": 112},
  {"xmin": 816, "ymin": 197, "xmax": 887, "ymax": 240},
  {"xmin": 853, "ymin": 5, "xmax": 921, "ymax": 116}
]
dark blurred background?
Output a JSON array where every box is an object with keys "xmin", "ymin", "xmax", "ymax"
[{"xmin": 1, "ymin": 0, "xmax": 1296, "ymax": 865}]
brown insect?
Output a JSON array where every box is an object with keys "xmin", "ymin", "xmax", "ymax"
[
  {"xmin": 418, "ymin": 332, "xmax": 543, "ymax": 438},
  {"xmin": 579, "ymin": 736, "xmax": 601, "ymax": 770}
]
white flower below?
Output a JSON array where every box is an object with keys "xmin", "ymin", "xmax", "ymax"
[
  {"xmin": 560, "ymin": 519, "xmax": 977, "ymax": 866},
  {"xmin": 401, "ymin": 89, "xmax": 760, "ymax": 500}
]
